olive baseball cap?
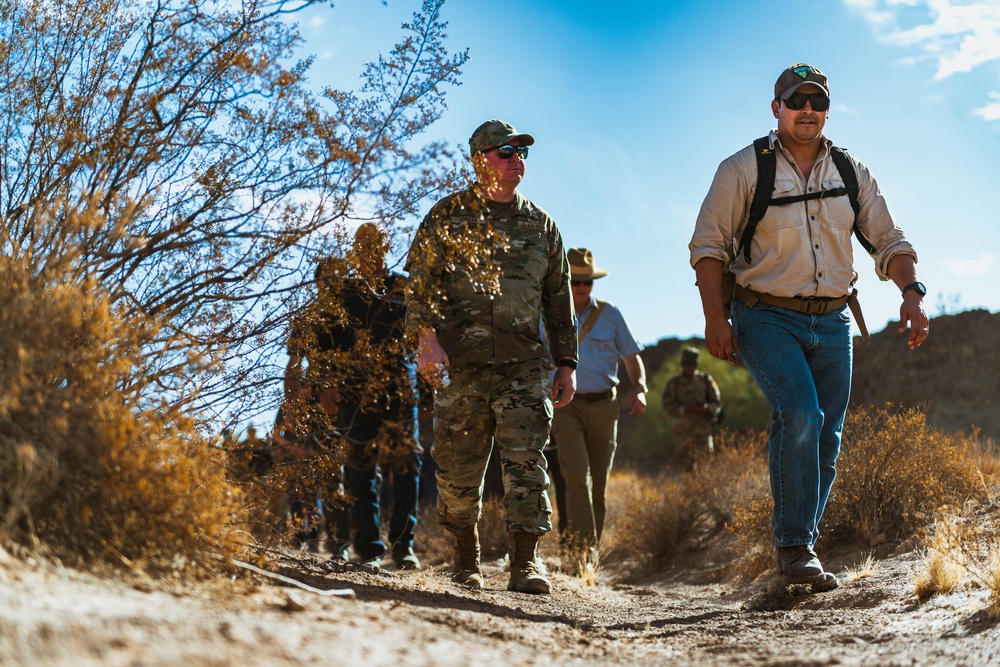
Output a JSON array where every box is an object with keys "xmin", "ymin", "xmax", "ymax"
[
  {"xmin": 774, "ymin": 63, "xmax": 830, "ymax": 101},
  {"xmin": 469, "ymin": 119, "xmax": 535, "ymax": 155}
]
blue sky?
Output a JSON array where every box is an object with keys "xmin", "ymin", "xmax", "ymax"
[{"xmin": 294, "ymin": 0, "xmax": 1000, "ymax": 346}]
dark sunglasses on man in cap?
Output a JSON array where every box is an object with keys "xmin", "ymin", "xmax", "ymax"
[
  {"xmin": 783, "ymin": 92, "xmax": 830, "ymax": 112},
  {"xmin": 481, "ymin": 144, "xmax": 529, "ymax": 160},
  {"xmin": 570, "ymin": 280, "xmax": 593, "ymax": 287}
]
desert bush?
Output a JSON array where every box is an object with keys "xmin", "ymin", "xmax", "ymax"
[
  {"xmin": 604, "ymin": 430, "xmax": 770, "ymax": 576},
  {"xmin": 825, "ymin": 406, "xmax": 983, "ymax": 546},
  {"xmin": 0, "ymin": 254, "xmax": 237, "ymax": 572},
  {"xmin": 0, "ymin": 0, "xmax": 469, "ymax": 569},
  {"xmin": 725, "ymin": 406, "xmax": 988, "ymax": 578},
  {"xmin": 606, "ymin": 405, "xmax": 994, "ymax": 584}
]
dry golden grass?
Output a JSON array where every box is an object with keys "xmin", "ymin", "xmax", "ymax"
[
  {"xmin": 827, "ymin": 406, "xmax": 983, "ymax": 546},
  {"xmin": 602, "ymin": 405, "xmax": 998, "ymax": 589},
  {"xmin": 915, "ymin": 547, "xmax": 965, "ymax": 601},
  {"xmin": 844, "ymin": 552, "xmax": 879, "ymax": 582},
  {"xmin": 602, "ymin": 430, "xmax": 771, "ymax": 578},
  {"xmin": 915, "ymin": 504, "xmax": 1000, "ymax": 618}
]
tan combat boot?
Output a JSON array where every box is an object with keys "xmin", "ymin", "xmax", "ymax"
[
  {"xmin": 451, "ymin": 525, "xmax": 484, "ymax": 590},
  {"xmin": 507, "ymin": 532, "xmax": 551, "ymax": 595}
]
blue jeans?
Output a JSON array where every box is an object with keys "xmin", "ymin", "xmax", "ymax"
[{"xmin": 730, "ymin": 298, "xmax": 852, "ymax": 548}]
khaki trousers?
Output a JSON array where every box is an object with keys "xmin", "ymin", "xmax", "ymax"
[{"xmin": 551, "ymin": 395, "xmax": 619, "ymax": 546}]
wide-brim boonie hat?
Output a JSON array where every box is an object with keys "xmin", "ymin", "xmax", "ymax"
[{"xmin": 567, "ymin": 247, "xmax": 608, "ymax": 280}]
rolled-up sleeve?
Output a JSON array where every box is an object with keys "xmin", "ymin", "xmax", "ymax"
[
  {"xmin": 852, "ymin": 157, "xmax": 917, "ymax": 280},
  {"xmin": 689, "ymin": 150, "xmax": 754, "ymax": 269}
]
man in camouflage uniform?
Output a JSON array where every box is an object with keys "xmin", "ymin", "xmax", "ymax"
[
  {"xmin": 662, "ymin": 347, "xmax": 721, "ymax": 470},
  {"xmin": 405, "ymin": 119, "xmax": 578, "ymax": 594}
]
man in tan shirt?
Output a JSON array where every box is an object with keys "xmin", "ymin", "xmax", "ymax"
[{"xmin": 689, "ymin": 63, "xmax": 929, "ymax": 592}]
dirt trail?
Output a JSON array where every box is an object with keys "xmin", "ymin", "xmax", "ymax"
[{"xmin": 1, "ymin": 542, "xmax": 998, "ymax": 667}]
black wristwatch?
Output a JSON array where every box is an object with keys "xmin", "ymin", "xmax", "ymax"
[
  {"xmin": 558, "ymin": 358, "xmax": 578, "ymax": 370},
  {"xmin": 901, "ymin": 281, "xmax": 926, "ymax": 298}
]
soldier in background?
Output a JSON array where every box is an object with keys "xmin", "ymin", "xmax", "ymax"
[
  {"xmin": 405, "ymin": 119, "xmax": 578, "ymax": 595},
  {"xmin": 662, "ymin": 347, "xmax": 721, "ymax": 470}
]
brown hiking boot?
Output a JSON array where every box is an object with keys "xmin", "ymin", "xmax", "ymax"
[
  {"xmin": 507, "ymin": 532, "xmax": 551, "ymax": 595},
  {"xmin": 451, "ymin": 525, "xmax": 484, "ymax": 590},
  {"xmin": 776, "ymin": 544, "xmax": 839, "ymax": 592}
]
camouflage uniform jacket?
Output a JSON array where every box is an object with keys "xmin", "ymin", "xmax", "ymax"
[
  {"xmin": 662, "ymin": 370, "xmax": 722, "ymax": 421},
  {"xmin": 405, "ymin": 184, "xmax": 577, "ymax": 366}
]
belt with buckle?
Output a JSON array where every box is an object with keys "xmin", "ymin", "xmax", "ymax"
[
  {"xmin": 574, "ymin": 388, "xmax": 616, "ymax": 403},
  {"xmin": 733, "ymin": 284, "xmax": 869, "ymax": 340}
]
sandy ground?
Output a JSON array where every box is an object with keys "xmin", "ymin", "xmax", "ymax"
[{"xmin": 1, "ymin": 538, "xmax": 999, "ymax": 667}]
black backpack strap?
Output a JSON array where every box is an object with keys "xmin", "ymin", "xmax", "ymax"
[
  {"xmin": 737, "ymin": 136, "xmax": 775, "ymax": 263},
  {"xmin": 830, "ymin": 146, "xmax": 876, "ymax": 256}
]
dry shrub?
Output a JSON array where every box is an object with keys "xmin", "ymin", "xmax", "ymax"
[
  {"xmin": 917, "ymin": 506, "xmax": 1000, "ymax": 618},
  {"xmin": 826, "ymin": 406, "xmax": 983, "ymax": 546},
  {"xmin": 606, "ymin": 405, "xmax": 993, "ymax": 585},
  {"xmin": 0, "ymin": 257, "xmax": 238, "ymax": 573},
  {"xmin": 915, "ymin": 548, "xmax": 965, "ymax": 601},
  {"xmin": 604, "ymin": 430, "xmax": 770, "ymax": 577}
]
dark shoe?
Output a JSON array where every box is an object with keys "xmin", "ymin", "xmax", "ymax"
[
  {"xmin": 361, "ymin": 555, "xmax": 382, "ymax": 569},
  {"xmin": 392, "ymin": 546, "xmax": 421, "ymax": 571},
  {"xmin": 451, "ymin": 525, "xmax": 484, "ymax": 590},
  {"xmin": 507, "ymin": 532, "xmax": 551, "ymax": 595},
  {"xmin": 811, "ymin": 572, "xmax": 840, "ymax": 593},
  {"xmin": 328, "ymin": 541, "xmax": 351, "ymax": 562},
  {"xmin": 776, "ymin": 544, "xmax": 828, "ymax": 584}
]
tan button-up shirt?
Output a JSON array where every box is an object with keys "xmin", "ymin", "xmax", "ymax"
[{"xmin": 689, "ymin": 131, "xmax": 916, "ymax": 298}]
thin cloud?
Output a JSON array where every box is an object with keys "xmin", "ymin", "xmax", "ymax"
[
  {"xmin": 974, "ymin": 91, "xmax": 1000, "ymax": 119},
  {"xmin": 843, "ymin": 0, "xmax": 1000, "ymax": 119},
  {"xmin": 943, "ymin": 253, "xmax": 999, "ymax": 277},
  {"xmin": 831, "ymin": 102, "xmax": 860, "ymax": 115}
]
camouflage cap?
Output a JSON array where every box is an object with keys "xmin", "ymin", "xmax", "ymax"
[
  {"xmin": 774, "ymin": 63, "xmax": 830, "ymax": 101},
  {"xmin": 469, "ymin": 119, "xmax": 535, "ymax": 155},
  {"xmin": 681, "ymin": 347, "xmax": 700, "ymax": 368}
]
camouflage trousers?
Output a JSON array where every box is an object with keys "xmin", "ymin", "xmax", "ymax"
[
  {"xmin": 674, "ymin": 416, "xmax": 714, "ymax": 471},
  {"xmin": 432, "ymin": 360, "xmax": 553, "ymax": 534}
]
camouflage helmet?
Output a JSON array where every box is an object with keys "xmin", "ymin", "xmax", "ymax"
[
  {"xmin": 681, "ymin": 347, "xmax": 700, "ymax": 368},
  {"xmin": 469, "ymin": 119, "xmax": 535, "ymax": 156}
]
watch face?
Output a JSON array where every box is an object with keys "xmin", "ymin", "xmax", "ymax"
[{"xmin": 904, "ymin": 281, "xmax": 927, "ymax": 297}]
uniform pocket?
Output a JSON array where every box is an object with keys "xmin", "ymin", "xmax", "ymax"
[{"xmin": 431, "ymin": 420, "xmax": 457, "ymax": 469}]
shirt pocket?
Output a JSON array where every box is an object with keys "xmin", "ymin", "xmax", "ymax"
[
  {"xmin": 820, "ymin": 179, "xmax": 855, "ymax": 230},
  {"xmin": 759, "ymin": 179, "xmax": 805, "ymax": 232},
  {"xmin": 586, "ymin": 331, "xmax": 616, "ymax": 359}
]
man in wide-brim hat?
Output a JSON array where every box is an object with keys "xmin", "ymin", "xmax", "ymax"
[{"xmin": 550, "ymin": 247, "xmax": 646, "ymax": 561}]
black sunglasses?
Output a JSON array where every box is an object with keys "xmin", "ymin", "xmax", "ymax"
[
  {"xmin": 571, "ymin": 280, "xmax": 593, "ymax": 287},
  {"xmin": 482, "ymin": 144, "xmax": 529, "ymax": 160},
  {"xmin": 783, "ymin": 92, "xmax": 830, "ymax": 112}
]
